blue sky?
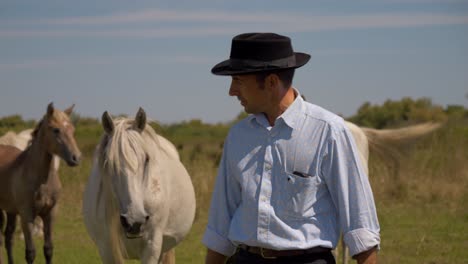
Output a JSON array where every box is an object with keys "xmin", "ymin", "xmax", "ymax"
[{"xmin": 1, "ymin": 0, "xmax": 467, "ymax": 124}]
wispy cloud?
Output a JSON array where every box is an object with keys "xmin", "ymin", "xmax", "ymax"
[
  {"xmin": 0, "ymin": 28, "xmax": 239, "ymax": 38},
  {"xmin": 1, "ymin": 9, "xmax": 467, "ymax": 38},
  {"xmin": 0, "ymin": 54, "xmax": 219, "ymax": 70},
  {"xmin": 4, "ymin": 9, "xmax": 275, "ymax": 25},
  {"xmin": 376, "ymin": 0, "xmax": 467, "ymax": 3}
]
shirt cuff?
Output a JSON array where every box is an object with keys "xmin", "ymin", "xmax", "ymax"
[
  {"xmin": 202, "ymin": 226, "xmax": 237, "ymax": 257},
  {"xmin": 343, "ymin": 228, "xmax": 380, "ymax": 256}
]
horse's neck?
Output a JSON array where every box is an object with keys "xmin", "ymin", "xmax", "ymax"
[{"xmin": 24, "ymin": 137, "xmax": 55, "ymax": 185}]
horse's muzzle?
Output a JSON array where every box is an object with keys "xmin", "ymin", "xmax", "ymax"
[
  {"xmin": 66, "ymin": 153, "xmax": 81, "ymax": 166},
  {"xmin": 120, "ymin": 215, "xmax": 149, "ymax": 239}
]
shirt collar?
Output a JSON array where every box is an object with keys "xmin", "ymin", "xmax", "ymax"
[
  {"xmin": 249, "ymin": 88, "xmax": 304, "ymax": 130},
  {"xmin": 278, "ymin": 88, "xmax": 304, "ymax": 129}
]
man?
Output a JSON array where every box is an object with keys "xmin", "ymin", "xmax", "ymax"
[{"xmin": 203, "ymin": 33, "xmax": 380, "ymax": 264}]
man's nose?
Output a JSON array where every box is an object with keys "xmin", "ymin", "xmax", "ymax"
[
  {"xmin": 229, "ymin": 83, "xmax": 239, "ymax": 96},
  {"xmin": 229, "ymin": 81, "xmax": 239, "ymax": 96}
]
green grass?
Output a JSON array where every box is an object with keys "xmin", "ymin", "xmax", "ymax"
[
  {"xmin": 376, "ymin": 201, "xmax": 468, "ymax": 264},
  {"xmin": 8, "ymin": 200, "xmax": 466, "ymax": 264}
]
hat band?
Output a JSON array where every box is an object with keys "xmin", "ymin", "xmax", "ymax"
[{"xmin": 229, "ymin": 55, "xmax": 296, "ymax": 70}]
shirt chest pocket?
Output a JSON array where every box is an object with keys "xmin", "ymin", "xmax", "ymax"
[{"xmin": 274, "ymin": 170, "xmax": 323, "ymax": 219}]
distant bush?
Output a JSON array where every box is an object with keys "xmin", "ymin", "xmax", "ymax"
[
  {"xmin": 0, "ymin": 115, "xmax": 35, "ymax": 135},
  {"xmin": 348, "ymin": 97, "xmax": 451, "ymax": 128},
  {"xmin": 162, "ymin": 119, "xmax": 229, "ymax": 145},
  {"xmin": 445, "ymin": 104, "xmax": 468, "ymax": 119}
]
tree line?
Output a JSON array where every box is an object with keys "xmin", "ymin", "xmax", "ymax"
[{"xmin": 1, "ymin": 97, "xmax": 466, "ymax": 142}]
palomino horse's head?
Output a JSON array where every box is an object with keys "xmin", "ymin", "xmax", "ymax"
[
  {"xmin": 34, "ymin": 103, "xmax": 81, "ymax": 166},
  {"xmin": 99, "ymin": 108, "xmax": 159, "ymax": 238}
]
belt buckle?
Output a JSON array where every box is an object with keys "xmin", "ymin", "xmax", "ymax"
[{"xmin": 260, "ymin": 247, "xmax": 277, "ymax": 259}]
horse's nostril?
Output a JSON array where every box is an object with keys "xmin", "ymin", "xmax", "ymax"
[
  {"xmin": 120, "ymin": 215, "xmax": 130, "ymax": 230},
  {"xmin": 145, "ymin": 215, "xmax": 150, "ymax": 222},
  {"xmin": 72, "ymin": 154, "xmax": 80, "ymax": 162}
]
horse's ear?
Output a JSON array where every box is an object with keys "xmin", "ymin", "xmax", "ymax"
[
  {"xmin": 134, "ymin": 107, "xmax": 146, "ymax": 132},
  {"xmin": 102, "ymin": 111, "xmax": 114, "ymax": 134},
  {"xmin": 47, "ymin": 102, "xmax": 54, "ymax": 118},
  {"xmin": 64, "ymin": 104, "xmax": 75, "ymax": 116}
]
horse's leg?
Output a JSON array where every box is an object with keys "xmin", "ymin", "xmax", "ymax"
[
  {"xmin": 142, "ymin": 233, "xmax": 163, "ymax": 264},
  {"xmin": 5, "ymin": 213, "xmax": 17, "ymax": 264},
  {"xmin": 41, "ymin": 210, "xmax": 55, "ymax": 264},
  {"xmin": 20, "ymin": 214, "xmax": 36, "ymax": 264},
  {"xmin": 161, "ymin": 248, "xmax": 175, "ymax": 264},
  {"xmin": 0, "ymin": 210, "xmax": 4, "ymax": 264},
  {"xmin": 342, "ymin": 239, "xmax": 349, "ymax": 264}
]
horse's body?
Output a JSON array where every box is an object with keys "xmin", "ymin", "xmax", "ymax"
[
  {"xmin": 0, "ymin": 128, "xmax": 54, "ymax": 239},
  {"xmin": 337, "ymin": 120, "xmax": 441, "ymax": 264},
  {"xmin": 83, "ymin": 108, "xmax": 196, "ymax": 264},
  {"xmin": 0, "ymin": 129, "xmax": 33, "ymax": 150},
  {"xmin": 0, "ymin": 103, "xmax": 81, "ymax": 264}
]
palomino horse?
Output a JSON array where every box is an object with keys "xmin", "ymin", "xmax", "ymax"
[
  {"xmin": 0, "ymin": 128, "xmax": 57, "ymax": 239},
  {"xmin": 82, "ymin": 108, "xmax": 196, "ymax": 264},
  {"xmin": 337, "ymin": 121, "xmax": 441, "ymax": 264},
  {"xmin": 0, "ymin": 103, "xmax": 81, "ymax": 264}
]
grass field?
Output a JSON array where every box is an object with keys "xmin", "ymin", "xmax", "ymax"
[{"xmin": 3, "ymin": 117, "xmax": 468, "ymax": 264}]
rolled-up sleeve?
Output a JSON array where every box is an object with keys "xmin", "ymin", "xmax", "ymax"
[
  {"xmin": 202, "ymin": 134, "xmax": 241, "ymax": 256},
  {"xmin": 321, "ymin": 123, "xmax": 380, "ymax": 257}
]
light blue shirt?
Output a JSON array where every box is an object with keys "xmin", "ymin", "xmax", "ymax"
[{"xmin": 202, "ymin": 92, "xmax": 380, "ymax": 257}]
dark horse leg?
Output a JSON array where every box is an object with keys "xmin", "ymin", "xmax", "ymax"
[
  {"xmin": 0, "ymin": 210, "xmax": 4, "ymax": 264},
  {"xmin": 20, "ymin": 214, "xmax": 36, "ymax": 264},
  {"xmin": 5, "ymin": 213, "xmax": 17, "ymax": 264},
  {"xmin": 41, "ymin": 211, "xmax": 54, "ymax": 264}
]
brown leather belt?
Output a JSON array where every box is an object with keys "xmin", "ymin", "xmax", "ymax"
[{"xmin": 238, "ymin": 244, "xmax": 331, "ymax": 259}]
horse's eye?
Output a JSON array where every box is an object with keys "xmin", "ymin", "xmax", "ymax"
[{"xmin": 52, "ymin": 128, "xmax": 60, "ymax": 135}]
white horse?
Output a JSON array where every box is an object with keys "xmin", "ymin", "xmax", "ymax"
[
  {"xmin": 346, "ymin": 121, "xmax": 442, "ymax": 175},
  {"xmin": 0, "ymin": 129, "xmax": 33, "ymax": 150},
  {"xmin": 338, "ymin": 121, "xmax": 441, "ymax": 264},
  {"xmin": 82, "ymin": 108, "xmax": 196, "ymax": 264}
]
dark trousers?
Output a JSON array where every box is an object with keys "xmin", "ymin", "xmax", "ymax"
[{"xmin": 228, "ymin": 248, "xmax": 336, "ymax": 264}]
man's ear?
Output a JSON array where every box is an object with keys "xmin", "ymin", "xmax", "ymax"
[{"xmin": 265, "ymin": 73, "xmax": 280, "ymax": 90}]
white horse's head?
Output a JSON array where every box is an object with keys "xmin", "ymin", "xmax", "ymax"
[{"xmin": 98, "ymin": 108, "xmax": 160, "ymax": 238}]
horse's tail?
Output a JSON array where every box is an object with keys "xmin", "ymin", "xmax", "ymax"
[
  {"xmin": 361, "ymin": 122, "xmax": 442, "ymax": 143},
  {"xmin": 361, "ymin": 122, "xmax": 442, "ymax": 176}
]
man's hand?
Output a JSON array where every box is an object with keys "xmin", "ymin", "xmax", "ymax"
[
  {"xmin": 205, "ymin": 248, "xmax": 228, "ymax": 264},
  {"xmin": 353, "ymin": 246, "xmax": 377, "ymax": 264}
]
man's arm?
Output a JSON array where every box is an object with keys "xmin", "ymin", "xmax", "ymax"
[
  {"xmin": 322, "ymin": 125, "xmax": 380, "ymax": 258},
  {"xmin": 205, "ymin": 248, "xmax": 228, "ymax": 264},
  {"xmin": 353, "ymin": 247, "xmax": 377, "ymax": 264}
]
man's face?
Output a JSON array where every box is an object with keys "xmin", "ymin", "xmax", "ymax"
[{"xmin": 229, "ymin": 74, "xmax": 269, "ymax": 114}]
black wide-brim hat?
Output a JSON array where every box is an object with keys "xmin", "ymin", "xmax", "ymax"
[{"xmin": 211, "ymin": 32, "xmax": 311, "ymax": 76}]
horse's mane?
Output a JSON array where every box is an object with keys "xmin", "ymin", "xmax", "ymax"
[
  {"xmin": 31, "ymin": 119, "xmax": 43, "ymax": 141},
  {"xmin": 97, "ymin": 117, "xmax": 162, "ymax": 175},
  {"xmin": 32, "ymin": 110, "xmax": 71, "ymax": 141}
]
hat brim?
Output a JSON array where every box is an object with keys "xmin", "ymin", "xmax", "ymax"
[{"xmin": 211, "ymin": 52, "xmax": 311, "ymax": 76}]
